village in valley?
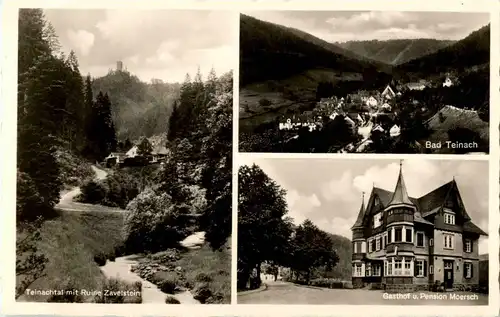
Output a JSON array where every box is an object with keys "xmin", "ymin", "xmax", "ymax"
[
  {"xmin": 275, "ymin": 73, "xmax": 487, "ymax": 153},
  {"xmin": 238, "ymin": 12, "xmax": 490, "ymax": 154}
]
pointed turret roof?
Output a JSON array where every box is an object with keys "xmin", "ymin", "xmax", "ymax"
[
  {"xmin": 386, "ymin": 161, "xmax": 415, "ymax": 209},
  {"xmin": 351, "ymin": 192, "xmax": 365, "ymax": 229}
]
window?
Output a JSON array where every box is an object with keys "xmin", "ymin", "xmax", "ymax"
[
  {"xmin": 403, "ymin": 257, "xmax": 412, "ymax": 275},
  {"xmin": 353, "ymin": 242, "xmax": 357, "ymax": 253},
  {"xmin": 368, "ymin": 239, "xmax": 372, "ymax": 253},
  {"xmin": 444, "ymin": 261, "xmax": 453, "ymax": 269},
  {"xmin": 395, "ymin": 228, "xmax": 402, "ymax": 242},
  {"xmin": 353, "ymin": 263, "xmax": 363, "ymax": 277},
  {"xmin": 373, "ymin": 264, "xmax": 381, "ymax": 276},
  {"xmin": 387, "ymin": 259, "xmax": 393, "ymax": 275},
  {"xmin": 416, "ymin": 232, "xmax": 425, "ymax": 247},
  {"xmin": 376, "ymin": 237, "xmax": 381, "ymax": 251},
  {"xmin": 388, "ymin": 229, "xmax": 392, "ymax": 243},
  {"xmin": 464, "ymin": 262, "xmax": 472, "ymax": 279},
  {"xmin": 394, "ymin": 259, "xmax": 403, "ymax": 276},
  {"xmin": 416, "ymin": 260, "xmax": 424, "ymax": 277},
  {"xmin": 429, "ymin": 265, "xmax": 434, "ymax": 274},
  {"xmin": 366, "ymin": 264, "xmax": 371, "ymax": 277},
  {"xmin": 373, "ymin": 212, "xmax": 382, "ymax": 228},
  {"xmin": 371, "ymin": 239, "xmax": 376, "ymax": 252},
  {"xmin": 384, "ymin": 234, "xmax": 388, "ymax": 248},
  {"xmin": 444, "ymin": 234, "xmax": 454, "ymax": 249},
  {"xmin": 465, "ymin": 239, "xmax": 472, "ymax": 253},
  {"xmin": 405, "ymin": 228, "xmax": 413, "ymax": 243},
  {"xmin": 444, "ymin": 213, "xmax": 455, "ymax": 225},
  {"xmin": 354, "ymin": 241, "xmax": 362, "ymax": 253}
]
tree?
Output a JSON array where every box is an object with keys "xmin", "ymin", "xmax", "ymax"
[
  {"xmin": 137, "ymin": 137, "xmax": 153, "ymax": 156},
  {"xmin": 289, "ymin": 220, "xmax": 339, "ymax": 284},
  {"xmin": 200, "ymin": 71, "xmax": 232, "ymax": 250},
  {"xmin": 87, "ymin": 91, "xmax": 117, "ymax": 160},
  {"xmin": 16, "ymin": 217, "xmax": 48, "ymax": 299},
  {"xmin": 237, "ymin": 164, "xmax": 294, "ymax": 290}
]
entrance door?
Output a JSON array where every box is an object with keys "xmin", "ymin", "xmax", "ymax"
[{"xmin": 443, "ymin": 260, "xmax": 454, "ymax": 290}]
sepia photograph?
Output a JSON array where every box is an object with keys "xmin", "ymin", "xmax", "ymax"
[
  {"xmin": 16, "ymin": 8, "xmax": 233, "ymax": 304},
  {"xmin": 238, "ymin": 11, "xmax": 490, "ymax": 154},
  {"xmin": 237, "ymin": 158, "xmax": 489, "ymax": 305}
]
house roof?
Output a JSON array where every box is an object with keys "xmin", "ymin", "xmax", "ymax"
[
  {"xmin": 352, "ymin": 193, "xmax": 366, "ymax": 229},
  {"xmin": 386, "ymin": 162, "xmax": 415, "ymax": 209},
  {"xmin": 382, "ymin": 85, "xmax": 396, "ymax": 96},
  {"xmin": 360, "ymin": 178, "xmax": 485, "ymax": 231},
  {"xmin": 463, "ymin": 221, "xmax": 488, "ymax": 236}
]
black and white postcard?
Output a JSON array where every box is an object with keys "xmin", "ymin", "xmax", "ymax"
[
  {"xmin": 237, "ymin": 158, "xmax": 489, "ymax": 305},
  {"xmin": 13, "ymin": 8, "xmax": 233, "ymax": 305},
  {"xmin": 238, "ymin": 11, "xmax": 491, "ymax": 154}
]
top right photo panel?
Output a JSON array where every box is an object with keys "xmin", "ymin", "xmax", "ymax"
[{"xmin": 238, "ymin": 11, "xmax": 490, "ymax": 154}]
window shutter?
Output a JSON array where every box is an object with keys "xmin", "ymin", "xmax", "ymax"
[
  {"xmin": 463, "ymin": 263, "xmax": 466, "ymax": 278},
  {"xmin": 471, "ymin": 240, "xmax": 474, "ymax": 252},
  {"xmin": 470, "ymin": 263, "xmax": 473, "ymax": 278},
  {"xmin": 424, "ymin": 260, "xmax": 427, "ymax": 277},
  {"xmin": 414, "ymin": 261, "xmax": 418, "ymax": 276},
  {"xmin": 462, "ymin": 239, "xmax": 466, "ymax": 252}
]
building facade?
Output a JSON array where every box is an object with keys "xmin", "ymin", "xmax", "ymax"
[{"xmin": 351, "ymin": 163, "xmax": 487, "ymax": 292}]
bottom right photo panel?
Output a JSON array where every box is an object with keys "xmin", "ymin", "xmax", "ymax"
[{"xmin": 237, "ymin": 157, "xmax": 489, "ymax": 306}]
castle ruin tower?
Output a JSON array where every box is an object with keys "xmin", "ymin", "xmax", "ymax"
[{"xmin": 117, "ymin": 61, "xmax": 123, "ymax": 71}]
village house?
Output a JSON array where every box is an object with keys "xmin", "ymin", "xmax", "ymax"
[
  {"xmin": 365, "ymin": 96, "xmax": 379, "ymax": 107},
  {"xmin": 351, "ymin": 162, "xmax": 487, "ymax": 292},
  {"xmin": 407, "ymin": 82, "xmax": 427, "ymax": 91},
  {"xmin": 389, "ymin": 124, "xmax": 401, "ymax": 138},
  {"xmin": 443, "ymin": 77, "xmax": 454, "ymax": 87},
  {"xmin": 104, "ymin": 152, "xmax": 126, "ymax": 167},
  {"xmin": 381, "ymin": 85, "xmax": 396, "ymax": 100}
]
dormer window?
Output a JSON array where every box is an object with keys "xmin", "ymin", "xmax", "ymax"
[
  {"xmin": 444, "ymin": 212, "xmax": 455, "ymax": 225},
  {"xmin": 373, "ymin": 212, "xmax": 382, "ymax": 228}
]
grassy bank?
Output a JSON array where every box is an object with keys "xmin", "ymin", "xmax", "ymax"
[
  {"xmin": 175, "ymin": 242, "xmax": 231, "ymax": 304},
  {"xmin": 17, "ymin": 209, "xmax": 127, "ymax": 302}
]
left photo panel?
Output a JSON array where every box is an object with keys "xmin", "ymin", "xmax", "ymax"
[{"xmin": 16, "ymin": 8, "xmax": 234, "ymax": 304}]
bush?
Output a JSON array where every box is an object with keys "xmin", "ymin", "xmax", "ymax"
[
  {"xmin": 159, "ymin": 276, "xmax": 179, "ymax": 294},
  {"xmin": 195, "ymin": 272, "xmax": 213, "ymax": 283},
  {"xmin": 54, "ymin": 148, "xmax": 94, "ymax": 188},
  {"xmin": 309, "ymin": 278, "xmax": 349, "ymax": 289},
  {"xmin": 114, "ymin": 243, "xmax": 127, "ymax": 257},
  {"xmin": 192, "ymin": 282, "xmax": 212, "ymax": 304},
  {"xmin": 93, "ymin": 253, "xmax": 107, "ymax": 266},
  {"xmin": 107, "ymin": 250, "xmax": 116, "ymax": 262},
  {"xmin": 165, "ymin": 295, "xmax": 181, "ymax": 304},
  {"xmin": 80, "ymin": 180, "xmax": 106, "ymax": 204},
  {"xmin": 123, "ymin": 188, "xmax": 190, "ymax": 253}
]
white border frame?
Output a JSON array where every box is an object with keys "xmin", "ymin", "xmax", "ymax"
[{"xmin": 1, "ymin": 0, "xmax": 499, "ymax": 316}]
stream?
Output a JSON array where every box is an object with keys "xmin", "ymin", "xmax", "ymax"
[{"xmin": 100, "ymin": 254, "xmax": 200, "ymax": 304}]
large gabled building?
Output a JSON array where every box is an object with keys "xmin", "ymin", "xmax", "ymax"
[{"xmin": 351, "ymin": 162, "xmax": 487, "ymax": 292}]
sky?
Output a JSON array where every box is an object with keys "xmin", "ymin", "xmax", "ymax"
[
  {"xmin": 43, "ymin": 9, "xmax": 235, "ymax": 83},
  {"xmin": 239, "ymin": 157, "xmax": 489, "ymax": 254},
  {"xmin": 243, "ymin": 11, "xmax": 490, "ymax": 42}
]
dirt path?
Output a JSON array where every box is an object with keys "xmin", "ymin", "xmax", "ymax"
[{"xmin": 56, "ymin": 166, "xmax": 123, "ymax": 213}]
